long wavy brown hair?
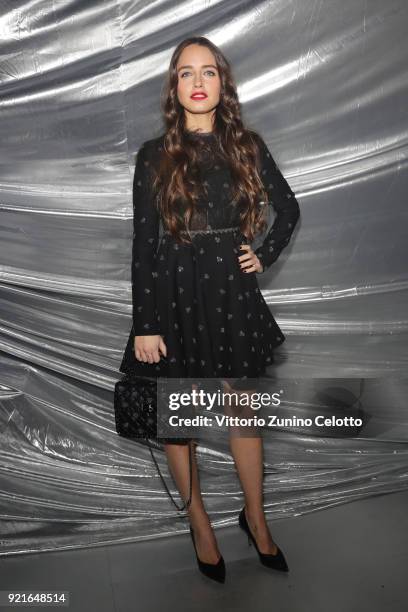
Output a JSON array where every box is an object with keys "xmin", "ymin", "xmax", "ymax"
[{"xmin": 151, "ymin": 36, "xmax": 269, "ymax": 245}]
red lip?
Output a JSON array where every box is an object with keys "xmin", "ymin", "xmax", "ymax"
[{"xmin": 190, "ymin": 93, "xmax": 207, "ymax": 99}]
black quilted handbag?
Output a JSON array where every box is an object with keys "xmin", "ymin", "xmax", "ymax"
[{"xmin": 114, "ymin": 373, "xmax": 192, "ymax": 512}]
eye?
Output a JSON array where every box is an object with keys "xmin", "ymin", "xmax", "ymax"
[{"xmin": 179, "ymin": 70, "xmax": 217, "ymax": 78}]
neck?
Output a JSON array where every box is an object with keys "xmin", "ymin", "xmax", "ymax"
[
  {"xmin": 186, "ymin": 127, "xmax": 213, "ymax": 134},
  {"xmin": 184, "ymin": 112, "xmax": 215, "ymax": 134}
]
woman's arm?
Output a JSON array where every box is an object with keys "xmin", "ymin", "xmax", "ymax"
[
  {"xmin": 131, "ymin": 142, "xmax": 161, "ymax": 335},
  {"xmin": 254, "ymin": 136, "xmax": 300, "ymax": 273}
]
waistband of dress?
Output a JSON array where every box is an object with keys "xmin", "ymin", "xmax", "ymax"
[{"xmin": 163, "ymin": 225, "xmax": 241, "ymax": 236}]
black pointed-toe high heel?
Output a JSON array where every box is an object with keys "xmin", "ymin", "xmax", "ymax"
[
  {"xmin": 238, "ymin": 507, "xmax": 289, "ymax": 572},
  {"xmin": 189, "ymin": 526, "xmax": 226, "ymax": 583}
]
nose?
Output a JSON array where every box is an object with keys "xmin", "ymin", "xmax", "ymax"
[{"xmin": 194, "ymin": 73, "xmax": 202, "ymax": 87}]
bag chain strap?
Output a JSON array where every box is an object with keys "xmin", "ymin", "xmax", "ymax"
[{"xmin": 147, "ymin": 437, "xmax": 193, "ymax": 512}]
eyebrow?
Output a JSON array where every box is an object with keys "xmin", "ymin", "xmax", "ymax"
[{"xmin": 177, "ymin": 64, "xmax": 218, "ymax": 72}]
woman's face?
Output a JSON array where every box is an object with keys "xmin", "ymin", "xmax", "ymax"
[{"xmin": 176, "ymin": 44, "xmax": 221, "ymax": 128}]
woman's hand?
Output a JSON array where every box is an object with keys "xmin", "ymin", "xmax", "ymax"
[
  {"xmin": 134, "ymin": 335, "xmax": 167, "ymax": 363},
  {"xmin": 238, "ymin": 244, "xmax": 264, "ymax": 273}
]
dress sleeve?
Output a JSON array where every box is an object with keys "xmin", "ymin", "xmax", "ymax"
[
  {"xmin": 131, "ymin": 142, "xmax": 161, "ymax": 336},
  {"xmin": 254, "ymin": 137, "xmax": 300, "ymax": 274}
]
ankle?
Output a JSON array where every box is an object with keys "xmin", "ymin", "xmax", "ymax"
[
  {"xmin": 245, "ymin": 505, "xmax": 266, "ymax": 525},
  {"xmin": 189, "ymin": 509, "xmax": 210, "ymax": 529}
]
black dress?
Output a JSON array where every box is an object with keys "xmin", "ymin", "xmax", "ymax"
[{"xmin": 119, "ymin": 129, "xmax": 300, "ymax": 392}]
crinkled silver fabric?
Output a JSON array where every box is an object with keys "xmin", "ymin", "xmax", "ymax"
[{"xmin": 0, "ymin": 0, "xmax": 407, "ymax": 555}]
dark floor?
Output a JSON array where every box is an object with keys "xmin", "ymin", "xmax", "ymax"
[{"xmin": 0, "ymin": 489, "xmax": 407, "ymax": 612}]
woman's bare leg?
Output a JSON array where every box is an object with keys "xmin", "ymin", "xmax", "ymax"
[
  {"xmin": 222, "ymin": 380, "xmax": 278, "ymax": 555},
  {"xmin": 164, "ymin": 440, "xmax": 221, "ymax": 564}
]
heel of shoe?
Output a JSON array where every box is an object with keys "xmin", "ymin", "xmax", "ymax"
[
  {"xmin": 189, "ymin": 526, "xmax": 226, "ymax": 583},
  {"xmin": 238, "ymin": 518, "xmax": 251, "ymax": 546},
  {"xmin": 237, "ymin": 506, "xmax": 289, "ymax": 572}
]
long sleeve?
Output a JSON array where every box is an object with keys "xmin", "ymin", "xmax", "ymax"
[
  {"xmin": 254, "ymin": 137, "xmax": 300, "ymax": 273},
  {"xmin": 131, "ymin": 142, "xmax": 161, "ymax": 335}
]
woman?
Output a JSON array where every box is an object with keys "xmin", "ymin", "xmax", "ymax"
[{"xmin": 119, "ymin": 36, "xmax": 300, "ymax": 583}]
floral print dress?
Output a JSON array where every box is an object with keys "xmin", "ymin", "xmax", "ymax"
[{"xmin": 119, "ymin": 130, "xmax": 300, "ymax": 388}]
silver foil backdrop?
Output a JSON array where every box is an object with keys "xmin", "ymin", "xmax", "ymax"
[{"xmin": 0, "ymin": 0, "xmax": 407, "ymax": 555}]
